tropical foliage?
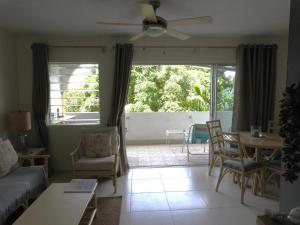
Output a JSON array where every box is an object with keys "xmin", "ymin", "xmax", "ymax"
[
  {"xmin": 63, "ymin": 66, "xmax": 99, "ymax": 112},
  {"xmin": 125, "ymin": 65, "xmax": 235, "ymax": 112}
]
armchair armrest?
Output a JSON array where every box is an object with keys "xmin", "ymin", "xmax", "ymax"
[
  {"xmin": 70, "ymin": 145, "xmax": 81, "ymax": 173},
  {"xmin": 113, "ymin": 152, "xmax": 120, "ymax": 175}
]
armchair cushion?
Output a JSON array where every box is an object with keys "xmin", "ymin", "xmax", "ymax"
[
  {"xmin": 224, "ymin": 159, "xmax": 262, "ymax": 172},
  {"xmin": 75, "ymin": 156, "xmax": 115, "ymax": 171},
  {"xmin": 84, "ymin": 133, "xmax": 112, "ymax": 158}
]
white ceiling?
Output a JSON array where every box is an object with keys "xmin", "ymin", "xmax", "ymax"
[{"xmin": 0, "ymin": 0, "xmax": 290, "ymax": 37}]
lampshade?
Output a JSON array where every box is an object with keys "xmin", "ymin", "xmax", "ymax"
[{"xmin": 9, "ymin": 111, "xmax": 31, "ymax": 131}]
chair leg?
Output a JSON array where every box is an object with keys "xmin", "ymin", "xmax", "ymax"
[
  {"xmin": 216, "ymin": 166, "xmax": 226, "ymax": 192},
  {"xmin": 240, "ymin": 175, "xmax": 246, "ymax": 204},
  {"xmin": 209, "ymin": 155, "xmax": 217, "ymax": 176},
  {"xmin": 253, "ymin": 173, "xmax": 259, "ymax": 195},
  {"xmin": 261, "ymin": 168, "xmax": 266, "ymax": 195},
  {"xmin": 113, "ymin": 174, "xmax": 117, "ymax": 193}
]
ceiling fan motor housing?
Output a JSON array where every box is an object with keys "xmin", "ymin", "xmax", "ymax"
[{"xmin": 143, "ymin": 16, "xmax": 167, "ymax": 37}]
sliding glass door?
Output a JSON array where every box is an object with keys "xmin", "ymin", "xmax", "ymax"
[{"xmin": 215, "ymin": 65, "xmax": 236, "ymax": 131}]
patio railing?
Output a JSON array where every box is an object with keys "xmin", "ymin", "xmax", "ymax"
[{"xmin": 125, "ymin": 111, "xmax": 232, "ymax": 144}]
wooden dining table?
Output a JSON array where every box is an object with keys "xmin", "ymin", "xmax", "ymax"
[{"xmin": 238, "ymin": 131, "xmax": 284, "ymax": 162}]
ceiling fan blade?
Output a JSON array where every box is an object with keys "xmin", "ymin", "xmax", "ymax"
[
  {"xmin": 168, "ymin": 16, "xmax": 213, "ymax": 27},
  {"xmin": 166, "ymin": 29, "xmax": 190, "ymax": 40},
  {"xmin": 96, "ymin": 21, "xmax": 140, "ymax": 26},
  {"xmin": 129, "ymin": 31, "xmax": 146, "ymax": 41},
  {"xmin": 140, "ymin": 3, "xmax": 157, "ymax": 23}
]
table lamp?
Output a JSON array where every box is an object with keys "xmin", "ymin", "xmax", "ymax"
[{"xmin": 9, "ymin": 111, "xmax": 31, "ymax": 151}]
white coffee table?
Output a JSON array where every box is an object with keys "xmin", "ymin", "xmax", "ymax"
[{"xmin": 13, "ymin": 182, "xmax": 97, "ymax": 225}]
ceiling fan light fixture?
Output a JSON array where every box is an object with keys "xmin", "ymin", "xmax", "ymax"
[{"xmin": 145, "ymin": 25, "xmax": 166, "ymax": 37}]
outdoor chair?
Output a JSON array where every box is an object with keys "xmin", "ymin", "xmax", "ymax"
[
  {"xmin": 70, "ymin": 127, "xmax": 120, "ymax": 192},
  {"xmin": 185, "ymin": 124, "xmax": 209, "ymax": 161},
  {"xmin": 215, "ymin": 132, "xmax": 264, "ymax": 204}
]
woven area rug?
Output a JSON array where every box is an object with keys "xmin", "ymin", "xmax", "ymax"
[{"xmin": 96, "ymin": 196, "xmax": 122, "ymax": 225}]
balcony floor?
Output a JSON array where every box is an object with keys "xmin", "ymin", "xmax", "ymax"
[{"xmin": 127, "ymin": 144, "xmax": 209, "ymax": 168}]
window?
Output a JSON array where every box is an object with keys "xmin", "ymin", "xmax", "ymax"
[
  {"xmin": 49, "ymin": 63, "xmax": 100, "ymax": 125},
  {"xmin": 126, "ymin": 65, "xmax": 212, "ymax": 112}
]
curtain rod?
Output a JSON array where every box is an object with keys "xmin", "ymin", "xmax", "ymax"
[
  {"xmin": 49, "ymin": 45, "xmax": 106, "ymax": 49},
  {"xmin": 134, "ymin": 45, "xmax": 237, "ymax": 49},
  {"xmin": 49, "ymin": 45, "xmax": 237, "ymax": 49}
]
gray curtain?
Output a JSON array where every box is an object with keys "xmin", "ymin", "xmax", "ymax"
[
  {"xmin": 232, "ymin": 44, "xmax": 277, "ymax": 132},
  {"xmin": 108, "ymin": 44, "xmax": 134, "ymax": 174},
  {"xmin": 31, "ymin": 43, "xmax": 49, "ymax": 147}
]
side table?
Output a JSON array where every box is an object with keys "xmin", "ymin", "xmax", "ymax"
[{"xmin": 18, "ymin": 147, "xmax": 49, "ymax": 179}]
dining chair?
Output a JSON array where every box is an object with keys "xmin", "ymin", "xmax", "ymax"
[
  {"xmin": 206, "ymin": 120, "xmax": 239, "ymax": 176},
  {"xmin": 185, "ymin": 124, "xmax": 209, "ymax": 161},
  {"xmin": 215, "ymin": 132, "xmax": 264, "ymax": 204},
  {"xmin": 267, "ymin": 120, "xmax": 280, "ymax": 134},
  {"xmin": 262, "ymin": 120, "xmax": 281, "ymax": 160},
  {"xmin": 262, "ymin": 150, "xmax": 281, "ymax": 194}
]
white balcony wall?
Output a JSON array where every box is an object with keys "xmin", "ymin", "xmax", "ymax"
[{"xmin": 125, "ymin": 111, "xmax": 232, "ymax": 144}]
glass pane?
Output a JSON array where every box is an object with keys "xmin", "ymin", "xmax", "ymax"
[
  {"xmin": 216, "ymin": 65, "xmax": 236, "ymax": 132},
  {"xmin": 48, "ymin": 63, "xmax": 100, "ymax": 125},
  {"xmin": 125, "ymin": 65, "xmax": 211, "ymax": 167}
]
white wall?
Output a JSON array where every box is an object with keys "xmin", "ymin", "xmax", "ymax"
[
  {"xmin": 14, "ymin": 34, "xmax": 288, "ymax": 172},
  {"xmin": 280, "ymin": 0, "xmax": 300, "ymax": 213},
  {"xmin": 0, "ymin": 29, "xmax": 18, "ymax": 133},
  {"xmin": 125, "ymin": 112, "xmax": 209, "ymax": 144}
]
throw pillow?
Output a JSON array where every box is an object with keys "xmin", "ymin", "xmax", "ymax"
[
  {"xmin": 0, "ymin": 139, "xmax": 19, "ymax": 177},
  {"xmin": 84, "ymin": 133, "xmax": 112, "ymax": 158}
]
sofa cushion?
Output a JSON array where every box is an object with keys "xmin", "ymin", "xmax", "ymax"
[
  {"xmin": 224, "ymin": 159, "xmax": 262, "ymax": 172},
  {"xmin": 0, "ymin": 166, "xmax": 47, "ymax": 199},
  {"xmin": 0, "ymin": 182, "xmax": 29, "ymax": 224},
  {"xmin": 75, "ymin": 156, "xmax": 115, "ymax": 171},
  {"xmin": 85, "ymin": 133, "xmax": 112, "ymax": 158},
  {"xmin": 0, "ymin": 139, "xmax": 19, "ymax": 177}
]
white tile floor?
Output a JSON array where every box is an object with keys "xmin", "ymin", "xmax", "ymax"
[{"xmin": 97, "ymin": 166, "xmax": 279, "ymax": 225}]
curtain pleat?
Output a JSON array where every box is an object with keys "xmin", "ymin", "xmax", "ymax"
[
  {"xmin": 31, "ymin": 43, "xmax": 49, "ymax": 147},
  {"xmin": 108, "ymin": 44, "xmax": 134, "ymax": 175},
  {"xmin": 232, "ymin": 44, "xmax": 277, "ymax": 132}
]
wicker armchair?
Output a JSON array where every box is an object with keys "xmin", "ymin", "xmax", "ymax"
[{"xmin": 70, "ymin": 127, "xmax": 120, "ymax": 192}]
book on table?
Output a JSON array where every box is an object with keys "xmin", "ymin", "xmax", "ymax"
[{"xmin": 64, "ymin": 179, "xmax": 97, "ymax": 193}]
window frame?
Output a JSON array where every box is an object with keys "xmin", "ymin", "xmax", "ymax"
[{"xmin": 48, "ymin": 62, "xmax": 100, "ymax": 125}]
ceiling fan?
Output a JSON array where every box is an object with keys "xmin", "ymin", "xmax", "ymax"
[{"xmin": 96, "ymin": 1, "xmax": 213, "ymax": 41}]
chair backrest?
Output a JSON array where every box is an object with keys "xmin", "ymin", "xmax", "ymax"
[
  {"xmin": 80, "ymin": 127, "xmax": 120, "ymax": 155},
  {"xmin": 188, "ymin": 124, "xmax": 209, "ymax": 144},
  {"xmin": 218, "ymin": 132, "xmax": 245, "ymax": 168},
  {"xmin": 206, "ymin": 120, "xmax": 223, "ymax": 154},
  {"xmin": 267, "ymin": 120, "xmax": 280, "ymax": 134}
]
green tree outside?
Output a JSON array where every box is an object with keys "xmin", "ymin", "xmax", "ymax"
[
  {"xmin": 62, "ymin": 66, "xmax": 99, "ymax": 113},
  {"xmin": 61, "ymin": 65, "xmax": 234, "ymax": 113},
  {"xmin": 126, "ymin": 65, "xmax": 235, "ymax": 112}
]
